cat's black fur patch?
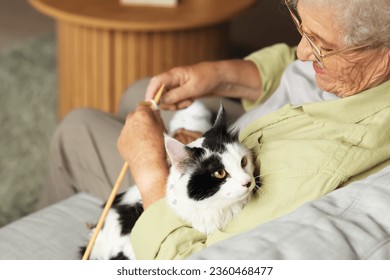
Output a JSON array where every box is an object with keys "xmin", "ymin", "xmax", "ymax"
[
  {"xmin": 187, "ymin": 154, "xmax": 226, "ymax": 200},
  {"xmin": 102, "ymin": 192, "xmax": 144, "ymax": 236},
  {"xmin": 113, "ymin": 201, "xmax": 144, "ymax": 236},
  {"xmin": 79, "ymin": 247, "xmax": 130, "ymax": 260},
  {"xmin": 110, "ymin": 252, "xmax": 129, "ymax": 260},
  {"xmin": 186, "ymin": 146, "xmax": 206, "ymax": 161},
  {"xmin": 202, "ymin": 106, "xmax": 237, "ymax": 153},
  {"xmin": 111, "ymin": 192, "xmax": 126, "ymax": 206},
  {"xmin": 79, "ymin": 246, "xmax": 87, "ymax": 259}
]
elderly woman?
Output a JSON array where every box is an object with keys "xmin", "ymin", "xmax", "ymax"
[{"xmin": 41, "ymin": 0, "xmax": 390, "ymax": 259}]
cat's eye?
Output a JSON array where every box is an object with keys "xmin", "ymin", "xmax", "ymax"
[
  {"xmin": 241, "ymin": 156, "xmax": 248, "ymax": 168},
  {"xmin": 213, "ymin": 169, "xmax": 227, "ymax": 179}
]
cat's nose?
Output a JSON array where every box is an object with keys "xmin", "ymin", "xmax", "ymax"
[{"xmin": 243, "ymin": 181, "xmax": 252, "ymax": 188}]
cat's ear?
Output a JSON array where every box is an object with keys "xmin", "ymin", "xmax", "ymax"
[
  {"xmin": 212, "ymin": 104, "xmax": 228, "ymax": 132},
  {"xmin": 203, "ymin": 104, "xmax": 236, "ymax": 149},
  {"xmin": 213, "ymin": 104, "xmax": 238, "ymax": 139},
  {"xmin": 164, "ymin": 134, "xmax": 190, "ymax": 172}
]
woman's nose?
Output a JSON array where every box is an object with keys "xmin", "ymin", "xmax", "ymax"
[{"xmin": 296, "ymin": 36, "xmax": 316, "ymax": 62}]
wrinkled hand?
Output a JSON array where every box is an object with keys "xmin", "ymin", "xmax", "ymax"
[
  {"xmin": 173, "ymin": 129, "xmax": 203, "ymax": 144},
  {"xmin": 117, "ymin": 105, "xmax": 168, "ymax": 208},
  {"xmin": 145, "ymin": 62, "xmax": 221, "ymax": 111},
  {"xmin": 145, "ymin": 60, "xmax": 262, "ymax": 111}
]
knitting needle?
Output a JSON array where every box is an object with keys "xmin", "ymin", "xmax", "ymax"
[
  {"xmin": 137, "ymin": 84, "xmax": 165, "ymax": 108},
  {"xmin": 82, "ymin": 84, "xmax": 165, "ymax": 260}
]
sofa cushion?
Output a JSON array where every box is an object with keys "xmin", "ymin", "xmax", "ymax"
[{"xmin": 0, "ymin": 193, "xmax": 102, "ymax": 260}]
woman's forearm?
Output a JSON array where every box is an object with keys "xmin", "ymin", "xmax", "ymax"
[{"xmin": 213, "ymin": 59, "xmax": 262, "ymax": 102}]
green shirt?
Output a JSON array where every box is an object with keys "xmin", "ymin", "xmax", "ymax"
[{"xmin": 131, "ymin": 44, "xmax": 390, "ymax": 260}]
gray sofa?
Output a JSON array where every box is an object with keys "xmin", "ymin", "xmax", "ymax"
[{"xmin": 1, "ymin": 165, "xmax": 389, "ymax": 260}]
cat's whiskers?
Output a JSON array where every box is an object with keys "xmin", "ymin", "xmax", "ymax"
[
  {"xmin": 253, "ymin": 182, "xmax": 261, "ymax": 191},
  {"xmin": 252, "ymin": 174, "xmax": 261, "ymax": 188},
  {"xmin": 256, "ymin": 186, "xmax": 267, "ymax": 200}
]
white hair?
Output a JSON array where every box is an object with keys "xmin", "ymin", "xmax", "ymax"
[{"xmin": 288, "ymin": 0, "xmax": 390, "ymax": 48}]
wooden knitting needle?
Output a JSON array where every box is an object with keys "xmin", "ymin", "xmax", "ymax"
[
  {"xmin": 82, "ymin": 84, "xmax": 165, "ymax": 260},
  {"xmin": 137, "ymin": 84, "xmax": 165, "ymax": 108}
]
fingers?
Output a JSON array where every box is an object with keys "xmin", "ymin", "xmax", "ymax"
[
  {"xmin": 134, "ymin": 103, "xmax": 153, "ymax": 114},
  {"xmin": 145, "ymin": 76, "xmax": 164, "ymax": 101},
  {"xmin": 159, "ymin": 87, "xmax": 191, "ymax": 105},
  {"xmin": 131, "ymin": 104, "xmax": 166, "ymax": 132},
  {"xmin": 145, "ymin": 71, "xmax": 182, "ymax": 101},
  {"xmin": 145, "ymin": 67, "xmax": 195, "ymax": 109},
  {"xmin": 159, "ymin": 99, "xmax": 194, "ymax": 111}
]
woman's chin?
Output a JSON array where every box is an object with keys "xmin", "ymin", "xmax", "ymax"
[{"xmin": 315, "ymin": 75, "xmax": 339, "ymax": 96}]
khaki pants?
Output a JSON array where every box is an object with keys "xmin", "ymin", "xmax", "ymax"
[{"xmin": 39, "ymin": 79, "xmax": 244, "ymax": 209}]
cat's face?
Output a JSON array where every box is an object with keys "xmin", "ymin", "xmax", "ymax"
[{"xmin": 165, "ymin": 106, "xmax": 255, "ymax": 208}]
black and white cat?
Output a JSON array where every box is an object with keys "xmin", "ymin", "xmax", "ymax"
[{"xmin": 81, "ymin": 105, "xmax": 258, "ymax": 260}]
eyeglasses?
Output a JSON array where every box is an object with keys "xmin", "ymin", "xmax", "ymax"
[{"xmin": 285, "ymin": 0, "xmax": 370, "ymax": 68}]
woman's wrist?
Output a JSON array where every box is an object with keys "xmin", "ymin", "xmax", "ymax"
[
  {"xmin": 133, "ymin": 162, "xmax": 168, "ymax": 209},
  {"xmin": 138, "ymin": 173, "xmax": 168, "ymax": 209}
]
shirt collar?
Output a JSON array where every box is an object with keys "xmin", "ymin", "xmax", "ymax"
[{"xmin": 299, "ymin": 79, "xmax": 390, "ymax": 123}]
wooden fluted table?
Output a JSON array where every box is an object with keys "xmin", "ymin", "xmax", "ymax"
[{"xmin": 29, "ymin": 0, "xmax": 255, "ymax": 118}]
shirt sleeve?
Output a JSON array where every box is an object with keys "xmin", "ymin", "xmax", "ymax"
[
  {"xmin": 130, "ymin": 199, "xmax": 207, "ymax": 260},
  {"xmin": 242, "ymin": 43, "xmax": 297, "ymax": 111}
]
